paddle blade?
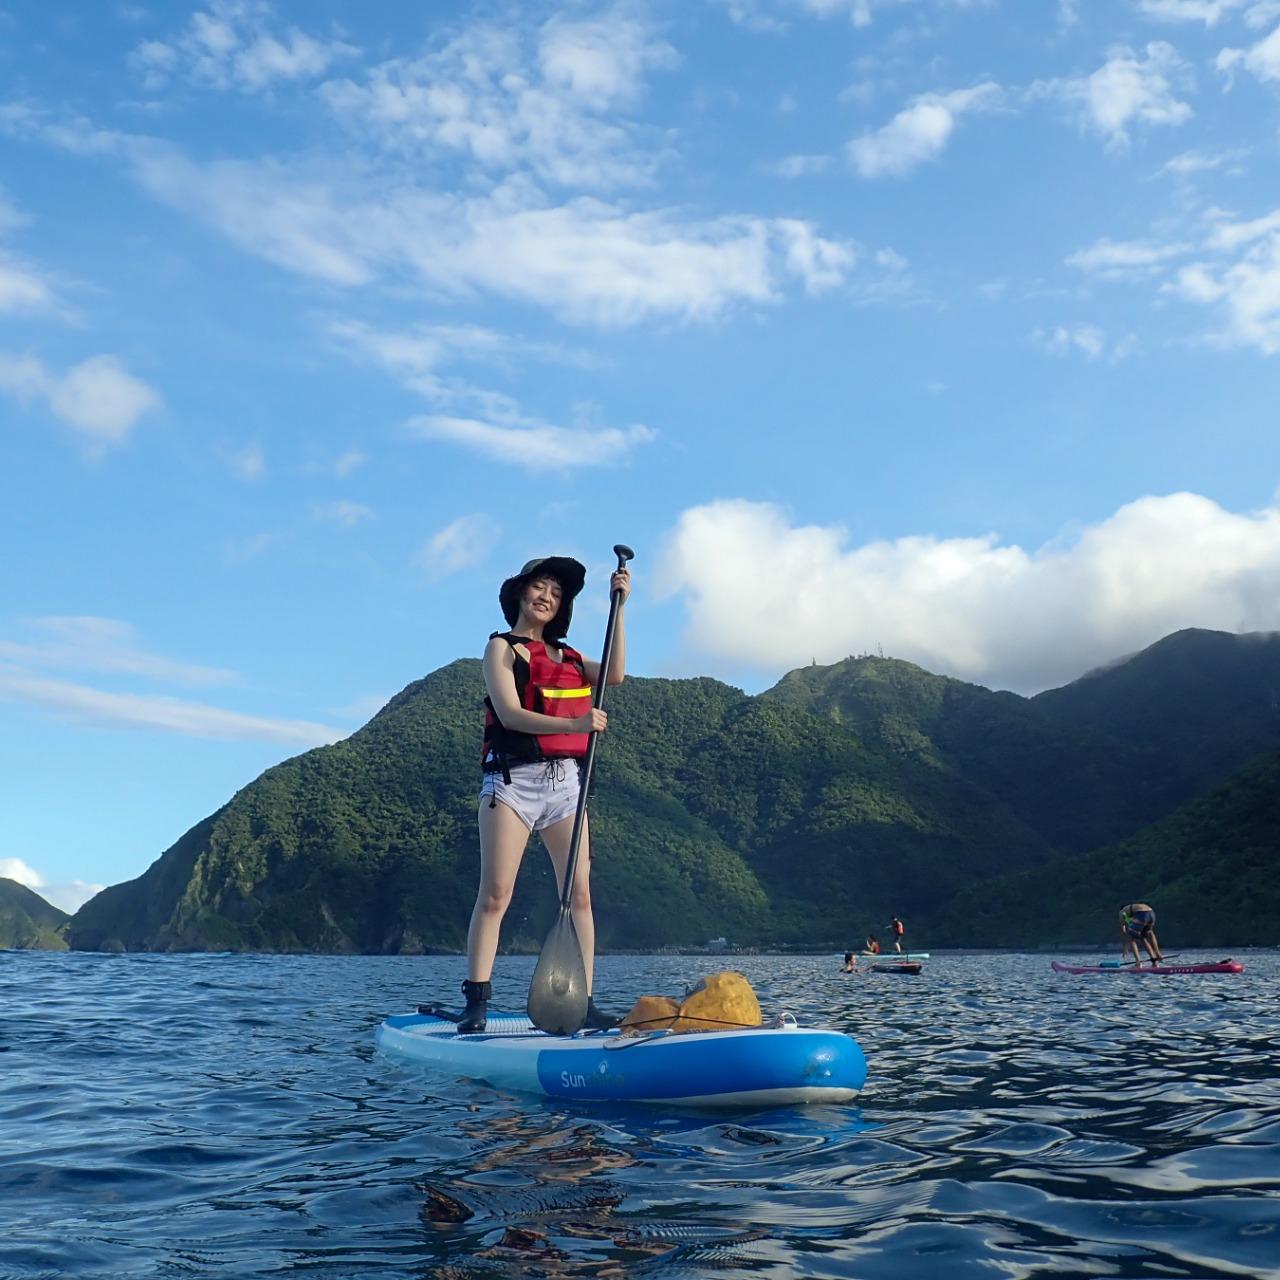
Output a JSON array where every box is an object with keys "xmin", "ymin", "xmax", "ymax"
[{"xmin": 527, "ymin": 908, "xmax": 589, "ymax": 1034}]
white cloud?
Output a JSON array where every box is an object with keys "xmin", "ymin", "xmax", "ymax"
[
  {"xmin": 1066, "ymin": 236, "xmax": 1190, "ymax": 278},
  {"xmin": 6, "ymin": 103, "xmax": 855, "ymax": 328},
  {"xmin": 411, "ymin": 414, "xmax": 657, "ymax": 471},
  {"xmin": 1157, "ymin": 146, "xmax": 1248, "ymax": 177},
  {"xmin": 131, "ymin": 0, "xmax": 356, "ymax": 93},
  {"xmin": 334, "ymin": 448, "xmax": 366, "ymax": 477},
  {"xmin": 715, "ymin": 0, "xmax": 997, "ymax": 28},
  {"xmin": 0, "ymin": 254, "xmax": 57, "ymax": 313},
  {"xmin": 1035, "ymin": 43, "xmax": 1193, "ymax": 149},
  {"xmin": 1059, "ymin": 208, "xmax": 1280, "ymax": 352},
  {"xmin": 1141, "ymin": 0, "xmax": 1280, "ymax": 25},
  {"xmin": 772, "ymin": 153, "xmax": 832, "ymax": 178},
  {"xmin": 0, "ymin": 670, "xmax": 344, "ymax": 745},
  {"xmin": 1217, "ymin": 22, "xmax": 1280, "ymax": 84},
  {"xmin": 229, "ymin": 441, "xmax": 265, "ymax": 480},
  {"xmin": 0, "ymin": 857, "xmax": 104, "ymax": 914},
  {"xmin": 657, "ymin": 494, "xmax": 1280, "ymax": 693},
  {"xmin": 708, "ymin": 0, "xmax": 790, "ymax": 32},
  {"xmin": 849, "ymin": 82, "xmax": 1003, "ymax": 179},
  {"xmin": 46, "ymin": 881, "xmax": 104, "ymax": 914},
  {"xmin": 320, "ymin": 13, "xmax": 676, "ymax": 191},
  {"xmin": 0, "ymin": 189, "xmax": 28, "ymax": 236},
  {"xmin": 539, "ymin": 11, "xmax": 678, "ymax": 108},
  {"xmin": 1032, "ymin": 324, "xmax": 1137, "ymax": 361},
  {"xmin": 1206, "ymin": 207, "xmax": 1280, "ymax": 251},
  {"xmin": 0, "ymin": 189, "xmax": 59, "ymax": 314},
  {"xmin": 0, "ymin": 616, "xmax": 235, "ymax": 686},
  {"xmin": 800, "ymin": 0, "xmax": 876, "ymax": 20},
  {"xmin": 416, "ymin": 513, "xmax": 502, "ymax": 579},
  {"xmin": 775, "ymin": 219, "xmax": 858, "ymax": 292},
  {"xmin": 329, "ymin": 317, "xmax": 607, "ymax": 438},
  {"xmin": 54, "ymin": 129, "xmax": 851, "ymax": 324},
  {"xmin": 331, "ymin": 316, "xmax": 655, "ymax": 478},
  {"xmin": 222, "ymin": 530, "xmax": 286, "ymax": 563},
  {"xmin": 313, "ymin": 499, "xmax": 374, "ymax": 527},
  {"xmin": 49, "ymin": 356, "xmax": 159, "ymax": 441},
  {"xmin": 800, "ymin": 0, "xmax": 996, "ymax": 24},
  {"xmin": 0, "ymin": 352, "xmax": 161, "ymax": 450},
  {"xmin": 875, "ymin": 247, "xmax": 910, "ymax": 272},
  {"xmin": 329, "ymin": 319, "xmax": 594, "ymax": 388},
  {"xmin": 1137, "ymin": 0, "xmax": 1247, "ymax": 24},
  {"xmin": 1, "ymin": 856, "xmax": 46, "ymax": 888},
  {"xmin": 1168, "ymin": 211, "xmax": 1280, "ymax": 351}
]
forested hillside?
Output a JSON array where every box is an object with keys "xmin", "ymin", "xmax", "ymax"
[
  {"xmin": 66, "ymin": 629, "xmax": 1280, "ymax": 952},
  {"xmin": 0, "ymin": 879, "xmax": 69, "ymax": 950}
]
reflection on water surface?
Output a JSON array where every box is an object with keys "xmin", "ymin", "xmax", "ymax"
[{"xmin": 1, "ymin": 950, "xmax": 1276, "ymax": 1278}]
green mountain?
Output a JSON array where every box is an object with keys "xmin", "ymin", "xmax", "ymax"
[
  {"xmin": 938, "ymin": 746, "xmax": 1280, "ymax": 948},
  {"xmin": 1034, "ymin": 628, "xmax": 1280, "ymax": 799},
  {"xmin": 0, "ymin": 878, "xmax": 69, "ymax": 950},
  {"xmin": 65, "ymin": 628, "xmax": 1280, "ymax": 954},
  {"xmin": 761, "ymin": 655, "xmax": 1174, "ymax": 854},
  {"xmin": 68, "ymin": 659, "xmax": 1060, "ymax": 953}
]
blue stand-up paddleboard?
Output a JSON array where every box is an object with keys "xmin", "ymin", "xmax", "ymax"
[{"xmin": 377, "ymin": 1010, "xmax": 867, "ymax": 1107}]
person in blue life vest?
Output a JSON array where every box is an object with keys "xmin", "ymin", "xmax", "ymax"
[
  {"xmin": 458, "ymin": 555, "xmax": 631, "ymax": 1034},
  {"xmin": 1120, "ymin": 902, "xmax": 1163, "ymax": 966},
  {"xmin": 888, "ymin": 915, "xmax": 905, "ymax": 953}
]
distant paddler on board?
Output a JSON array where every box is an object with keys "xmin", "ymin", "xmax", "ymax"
[{"xmin": 1120, "ymin": 902, "xmax": 1164, "ymax": 967}]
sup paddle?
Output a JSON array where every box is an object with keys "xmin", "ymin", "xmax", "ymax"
[{"xmin": 527, "ymin": 543, "xmax": 634, "ymax": 1035}]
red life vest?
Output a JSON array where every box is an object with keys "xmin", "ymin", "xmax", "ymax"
[{"xmin": 482, "ymin": 632, "xmax": 593, "ymax": 776}]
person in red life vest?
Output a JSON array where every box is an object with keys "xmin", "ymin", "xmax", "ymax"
[
  {"xmin": 888, "ymin": 915, "xmax": 905, "ymax": 953},
  {"xmin": 458, "ymin": 555, "xmax": 631, "ymax": 1034}
]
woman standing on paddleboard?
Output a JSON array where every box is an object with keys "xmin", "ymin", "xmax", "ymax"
[{"xmin": 459, "ymin": 555, "xmax": 631, "ymax": 1033}]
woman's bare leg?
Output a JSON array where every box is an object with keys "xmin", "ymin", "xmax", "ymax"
[
  {"xmin": 468, "ymin": 798, "xmax": 531, "ymax": 982},
  {"xmin": 540, "ymin": 812, "xmax": 595, "ymax": 993}
]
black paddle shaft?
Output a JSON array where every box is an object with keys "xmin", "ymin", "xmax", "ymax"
[{"xmin": 554, "ymin": 543, "xmax": 634, "ymax": 910}]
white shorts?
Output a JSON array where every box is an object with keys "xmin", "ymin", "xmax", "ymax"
[{"xmin": 480, "ymin": 759, "xmax": 581, "ymax": 832}]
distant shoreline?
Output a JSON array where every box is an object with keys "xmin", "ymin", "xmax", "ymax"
[{"xmin": 15, "ymin": 943, "xmax": 1268, "ymax": 959}]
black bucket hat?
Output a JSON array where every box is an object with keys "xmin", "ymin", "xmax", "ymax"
[{"xmin": 499, "ymin": 556, "xmax": 586, "ymax": 640}]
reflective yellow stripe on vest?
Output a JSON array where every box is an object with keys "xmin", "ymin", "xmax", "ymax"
[{"xmin": 540, "ymin": 687, "xmax": 592, "ymax": 699}]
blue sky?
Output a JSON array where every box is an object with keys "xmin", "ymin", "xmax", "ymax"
[{"xmin": 3, "ymin": 0, "xmax": 1280, "ymax": 910}]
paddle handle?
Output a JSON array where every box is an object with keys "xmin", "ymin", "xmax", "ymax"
[{"xmin": 555, "ymin": 544, "xmax": 632, "ymax": 909}]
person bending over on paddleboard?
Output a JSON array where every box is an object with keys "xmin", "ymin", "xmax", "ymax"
[
  {"xmin": 864, "ymin": 935, "xmax": 881, "ymax": 956},
  {"xmin": 1120, "ymin": 902, "xmax": 1163, "ymax": 966},
  {"xmin": 459, "ymin": 555, "xmax": 630, "ymax": 1034},
  {"xmin": 888, "ymin": 916, "xmax": 905, "ymax": 953}
]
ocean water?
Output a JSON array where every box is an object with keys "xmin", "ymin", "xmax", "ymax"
[{"xmin": 2, "ymin": 949, "xmax": 1278, "ymax": 1279}]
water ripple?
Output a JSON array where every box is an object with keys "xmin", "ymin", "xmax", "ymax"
[{"xmin": 1, "ymin": 949, "xmax": 1277, "ymax": 1278}]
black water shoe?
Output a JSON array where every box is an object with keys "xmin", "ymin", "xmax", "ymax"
[
  {"xmin": 457, "ymin": 979, "xmax": 491, "ymax": 1033},
  {"xmin": 582, "ymin": 998, "xmax": 619, "ymax": 1031}
]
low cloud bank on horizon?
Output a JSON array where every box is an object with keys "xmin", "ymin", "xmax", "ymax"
[
  {"xmin": 0, "ymin": 856, "xmax": 103, "ymax": 915},
  {"xmin": 657, "ymin": 490, "xmax": 1280, "ymax": 694}
]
